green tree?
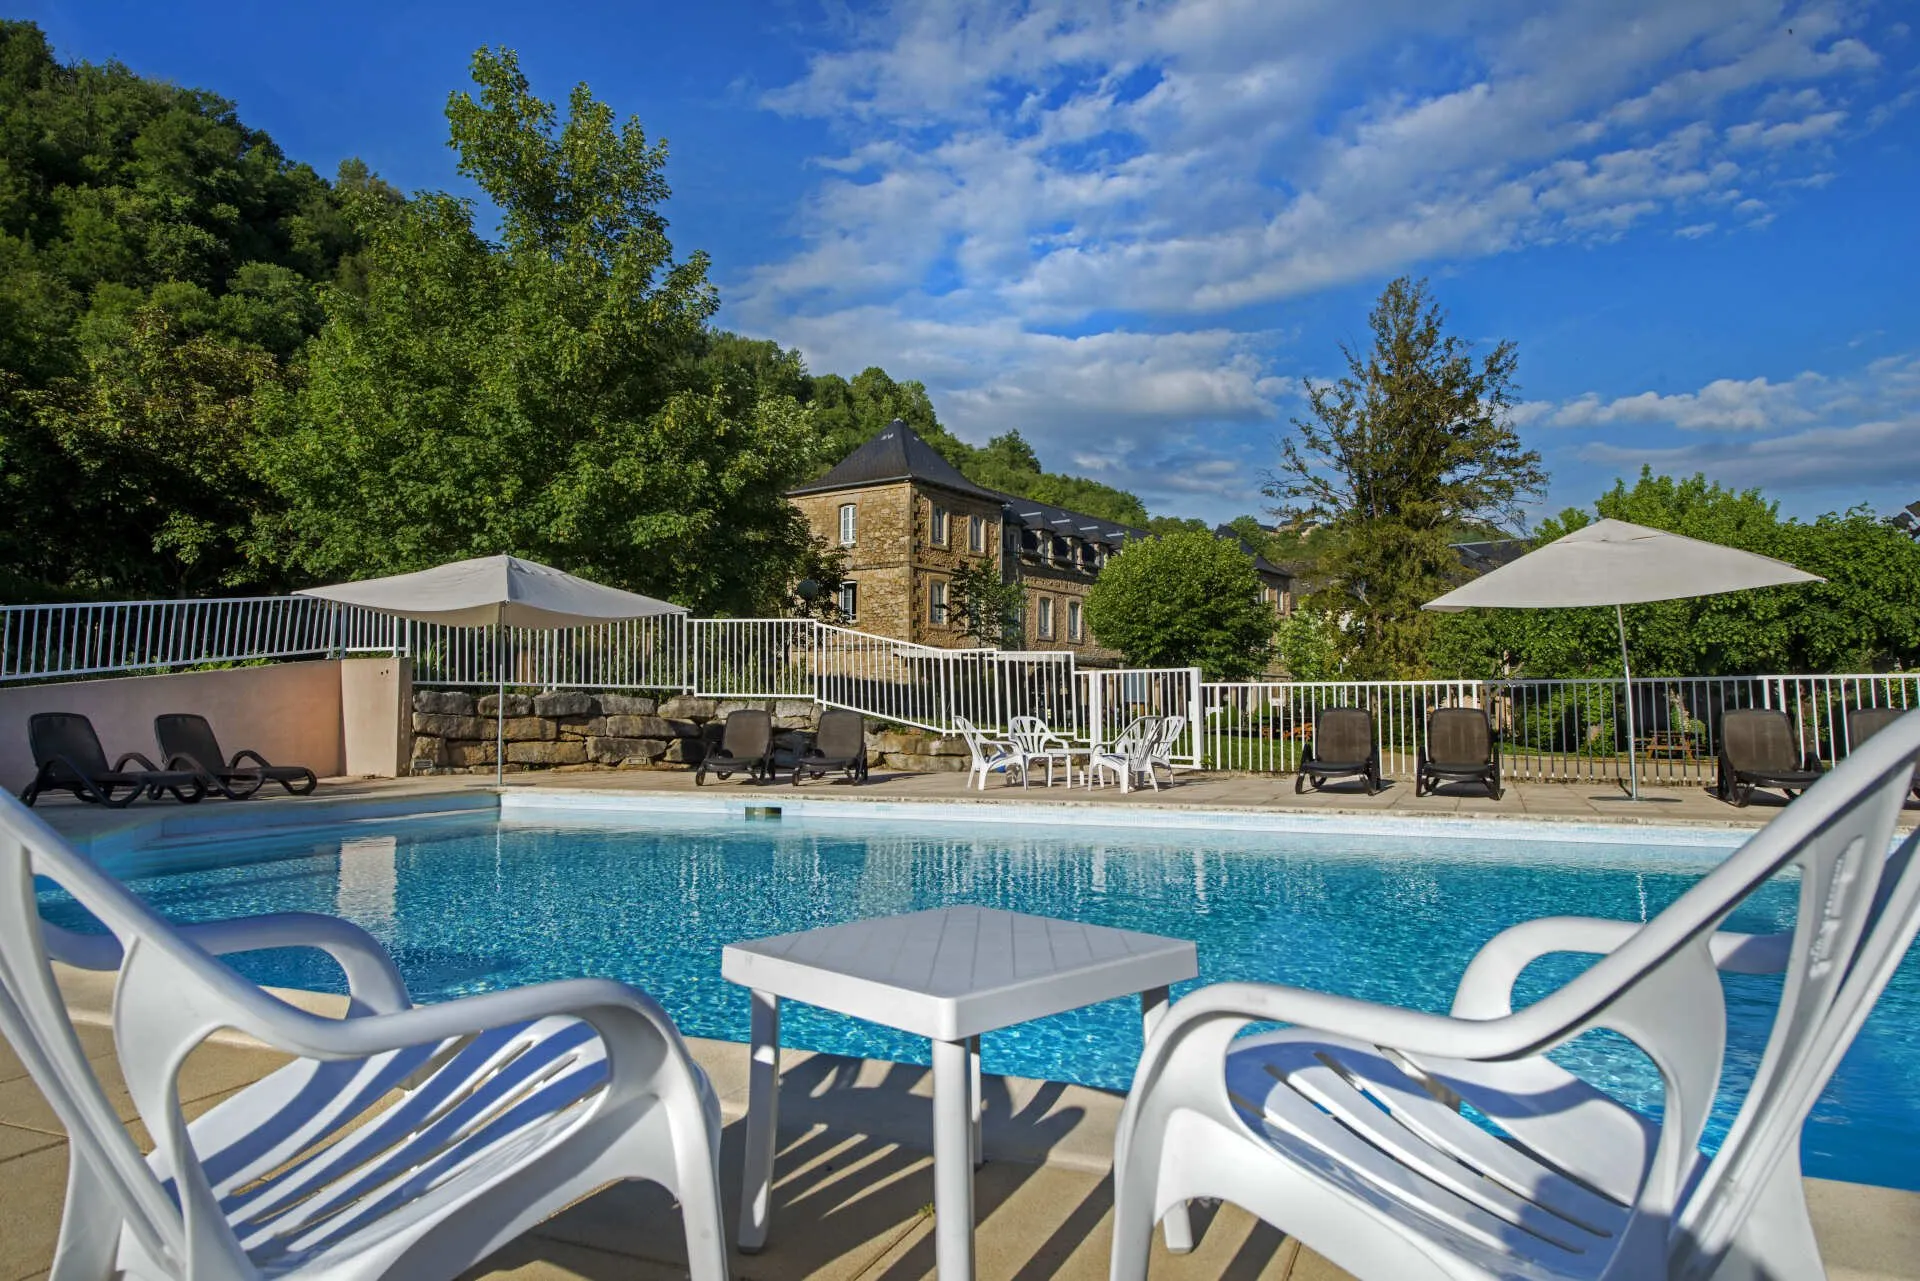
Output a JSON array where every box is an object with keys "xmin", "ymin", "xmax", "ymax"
[
  {"xmin": 1274, "ymin": 607, "xmax": 1344, "ymax": 680},
  {"xmin": 254, "ymin": 49, "xmax": 826, "ymax": 613},
  {"xmin": 947, "ymin": 559, "xmax": 1024, "ymax": 648},
  {"xmin": 0, "ymin": 20, "xmax": 365, "ymax": 599},
  {"xmin": 1429, "ymin": 469, "xmax": 1920, "ymax": 677},
  {"xmin": 1266, "ymin": 276, "xmax": 1545, "ymax": 677},
  {"xmin": 1083, "ymin": 529, "xmax": 1275, "ymax": 679}
]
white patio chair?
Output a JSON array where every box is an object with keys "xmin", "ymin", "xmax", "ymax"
[
  {"xmin": 953, "ymin": 714, "xmax": 1029, "ymax": 790},
  {"xmin": 1111, "ymin": 710, "xmax": 1920, "ymax": 1281},
  {"xmin": 0, "ymin": 792, "xmax": 728, "ymax": 1281},
  {"xmin": 1089, "ymin": 716, "xmax": 1161, "ymax": 794},
  {"xmin": 1141, "ymin": 715, "xmax": 1187, "ymax": 790},
  {"xmin": 1008, "ymin": 715, "xmax": 1078, "ymax": 787}
]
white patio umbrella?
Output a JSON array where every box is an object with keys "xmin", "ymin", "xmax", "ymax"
[
  {"xmin": 1423, "ymin": 519, "xmax": 1822, "ymax": 799},
  {"xmin": 299, "ymin": 555, "xmax": 685, "ymax": 783}
]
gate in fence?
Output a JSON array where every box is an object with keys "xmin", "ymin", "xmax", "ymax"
[{"xmin": 1082, "ymin": 667, "xmax": 1203, "ymax": 767}]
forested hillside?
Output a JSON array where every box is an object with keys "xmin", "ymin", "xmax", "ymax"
[{"xmin": 0, "ymin": 22, "xmax": 1154, "ymax": 608}]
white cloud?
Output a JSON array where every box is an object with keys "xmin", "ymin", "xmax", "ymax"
[
  {"xmin": 1543, "ymin": 355, "xmax": 1920, "ymax": 492},
  {"xmin": 721, "ymin": 0, "xmax": 1904, "ymax": 517}
]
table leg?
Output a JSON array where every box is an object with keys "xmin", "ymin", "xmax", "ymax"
[
  {"xmin": 969, "ymin": 1034, "xmax": 983, "ymax": 1168},
  {"xmin": 933, "ymin": 1036, "xmax": 976, "ymax": 1277},
  {"xmin": 738, "ymin": 989, "xmax": 781, "ymax": 1253},
  {"xmin": 1141, "ymin": 986, "xmax": 1194, "ymax": 1253}
]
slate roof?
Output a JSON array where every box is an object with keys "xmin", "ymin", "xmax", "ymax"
[
  {"xmin": 1001, "ymin": 495, "xmax": 1145, "ymax": 552},
  {"xmin": 1213, "ymin": 524, "xmax": 1291, "ymax": 582},
  {"xmin": 1453, "ymin": 538, "xmax": 1532, "ymax": 574},
  {"xmin": 788, "ymin": 420, "xmax": 1003, "ymax": 502}
]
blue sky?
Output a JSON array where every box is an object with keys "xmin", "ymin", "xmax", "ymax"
[{"xmin": 22, "ymin": 0, "xmax": 1920, "ymax": 526}]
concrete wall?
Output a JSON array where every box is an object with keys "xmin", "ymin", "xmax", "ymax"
[
  {"xmin": 0, "ymin": 658, "xmax": 408, "ymax": 792},
  {"xmin": 341, "ymin": 656, "xmax": 411, "ymax": 778}
]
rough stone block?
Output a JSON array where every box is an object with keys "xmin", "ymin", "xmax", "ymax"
[
  {"xmin": 773, "ymin": 699, "xmax": 819, "ymax": 729},
  {"xmin": 477, "ymin": 692, "xmax": 533, "ymax": 717},
  {"xmin": 599, "ymin": 693, "xmax": 659, "ymax": 716},
  {"xmin": 413, "ymin": 713, "xmax": 491, "ymax": 740},
  {"xmin": 603, "ymin": 714, "xmax": 673, "ymax": 739},
  {"xmin": 506, "ymin": 740, "xmax": 589, "ymax": 766},
  {"xmin": 414, "ymin": 689, "xmax": 477, "ymax": 715},
  {"xmin": 533, "ymin": 690, "xmax": 598, "ymax": 718},
  {"xmin": 556, "ymin": 716, "xmax": 608, "ymax": 739},
  {"xmin": 663, "ymin": 718, "xmax": 701, "ymax": 738},
  {"xmin": 446, "ymin": 741, "xmax": 496, "ymax": 767},
  {"xmin": 587, "ymin": 736, "xmax": 669, "ymax": 765},
  {"xmin": 664, "ymin": 738, "xmax": 706, "ymax": 764},
  {"xmin": 925, "ymin": 735, "xmax": 971, "ymax": 757},
  {"xmin": 660, "ymin": 695, "xmax": 717, "ymax": 720},
  {"xmin": 410, "ymin": 736, "xmax": 446, "ymax": 767},
  {"xmin": 891, "ymin": 753, "xmax": 968, "ymax": 773},
  {"xmin": 500, "ymin": 717, "xmax": 557, "ymax": 742}
]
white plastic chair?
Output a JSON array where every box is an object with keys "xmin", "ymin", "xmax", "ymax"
[
  {"xmin": 1111, "ymin": 710, "xmax": 1920, "ymax": 1281},
  {"xmin": 1141, "ymin": 715, "xmax": 1187, "ymax": 790},
  {"xmin": 1007, "ymin": 715, "xmax": 1077, "ymax": 787},
  {"xmin": 0, "ymin": 792, "xmax": 728, "ymax": 1281},
  {"xmin": 953, "ymin": 715, "xmax": 1029, "ymax": 790},
  {"xmin": 1089, "ymin": 716, "xmax": 1161, "ymax": 794}
]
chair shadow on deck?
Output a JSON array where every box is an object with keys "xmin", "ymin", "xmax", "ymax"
[{"xmin": 461, "ymin": 1048, "xmax": 1300, "ymax": 1280}]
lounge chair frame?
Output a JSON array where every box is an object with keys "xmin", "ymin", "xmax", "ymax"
[
  {"xmin": 1845, "ymin": 706, "xmax": 1919, "ymax": 801},
  {"xmin": 155, "ymin": 714, "xmax": 317, "ymax": 799},
  {"xmin": 695, "ymin": 709, "xmax": 776, "ymax": 785},
  {"xmin": 792, "ymin": 708, "xmax": 869, "ymax": 785},
  {"xmin": 1296, "ymin": 707, "xmax": 1381, "ymax": 795},
  {"xmin": 1715, "ymin": 708, "xmax": 1823, "ymax": 807},
  {"xmin": 1414, "ymin": 706, "xmax": 1501, "ymax": 800},
  {"xmin": 20, "ymin": 713, "xmax": 204, "ymax": 808}
]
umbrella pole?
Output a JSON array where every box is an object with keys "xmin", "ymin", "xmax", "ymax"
[
  {"xmin": 1618, "ymin": 604, "xmax": 1639, "ymax": 801},
  {"xmin": 495, "ymin": 605, "xmax": 506, "ymax": 787}
]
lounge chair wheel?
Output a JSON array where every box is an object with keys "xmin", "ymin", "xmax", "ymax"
[
  {"xmin": 694, "ymin": 768, "xmax": 708, "ymax": 786},
  {"xmin": 1294, "ymin": 773, "xmax": 1306, "ymax": 794}
]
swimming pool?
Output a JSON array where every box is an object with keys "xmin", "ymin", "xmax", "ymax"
[{"xmin": 40, "ymin": 801, "xmax": 1920, "ymax": 1190}]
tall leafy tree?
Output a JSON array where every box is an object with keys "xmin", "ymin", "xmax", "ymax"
[
  {"xmin": 1267, "ymin": 276, "xmax": 1545, "ymax": 677},
  {"xmin": 255, "ymin": 49, "xmax": 826, "ymax": 613},
  {"xmin": 1430, "ymin": 469, "xmax": 1920, "ymax": 677},
  {"xmin": 1083, "ymin": 529, "xmax": 1275, "ymax": 679},
  {"xmin": 0, "ymin": 20, "xmax": 362, "ymax": 599}
]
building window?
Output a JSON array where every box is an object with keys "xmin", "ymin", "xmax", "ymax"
[
  {"xmin": 1067, "ymin": 599, "xmax": 1082, "ymax": 641},
  {"xmin": 1037, "ymin": 595, "xmax": 1054, "ymax": 639},
  {"xmin": 838, "ymin": 581, "xmax": 857, "ymax": 622},
  {"xmin": 931, "ymin": 505, "xmax": 950, "ymax": 547},
  {"xmin": 969, "ymin": 515, "xmax": 986, "ymax": 554},
  {"xmin": 838, "ymin": 503, "xmax": 856, "ymax": 546},
  {"xmin": 929, "ymin": 579, "xmax": 949, "ymax": 625}
]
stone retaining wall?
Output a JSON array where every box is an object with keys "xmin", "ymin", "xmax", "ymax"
[{"xmin": 408, "ymin": 689, "xmax": 972, "ymax": 776}]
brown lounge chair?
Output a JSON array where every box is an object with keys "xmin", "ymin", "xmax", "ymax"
[
  {"xmin": 695, "ymin": 709, "xmax": 775, "ymax": 785},
  {"xmin": 793, "ymin": 708, "xmax": 869, "ymax": 785},
  {"xmin": 1415, "ymin": 707, "xmax": 1502, "ymax": 800},
  {"xmin": 1845, "ymin": 707, "xmax": 1919, "ymax": 801},
  {"xmin": 156, "ymin": 713, "xmax": 318, "ymax": 798},
  {"xmin": 1714, "ymin": 708, "xmax": 1823, "ymax": 807},
  {"xmin": 1295, "ymin": 707, "xmax": 1380, "ymax": 794},
  {"xmin": 20, "ymin": 712, "xmax": 205, "ymax": 807}
]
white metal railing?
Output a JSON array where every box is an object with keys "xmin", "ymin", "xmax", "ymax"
[
  {"xmin": 1202, "ymin": 674, "xmax": 1920, "ymax": 787},
  {"xmin": 0, "ymin": 596, "xmax": 399, "ymax": 681},
  {"xmin": 1081, "ymin": 666, "xmax": 1203, "ymax": 767}
]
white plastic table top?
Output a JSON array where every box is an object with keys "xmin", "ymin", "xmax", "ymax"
[{"xmin": 720, "ymin": 905, "xmax": 1198, "ymax": 1042}]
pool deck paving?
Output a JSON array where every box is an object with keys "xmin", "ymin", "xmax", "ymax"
[{"xmin": 9, "ymin": 768, "xmax": 1920, "ymax": 1278}]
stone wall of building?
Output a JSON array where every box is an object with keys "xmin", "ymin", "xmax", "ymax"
[
  {"xmin": 909, "ymin": 486, "xmax": 1004, "ymax": 647},
  {"xmin": 407, "ymin": 688, "xmax": 970, "ymax": 776},
  {"xmin": 790, "ymin": 481, "xmax": 915, "ymax": 638}
]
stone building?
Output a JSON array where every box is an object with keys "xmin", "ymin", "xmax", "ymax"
[{"xmin": 788, "ymin": 421, "xmax": 1292, "ymax": 664}]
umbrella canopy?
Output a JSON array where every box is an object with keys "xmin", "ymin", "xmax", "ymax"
[
  {"xmin": 297, "ymin": 555, "xmax": 685, "ymax": 628},
  {"xmin": 1422, "ymin": 518, "xmax": 1822, "ymax": 800},
  {"xmin": 1424, "ymin": 518, "xmax": 1821, "ymax": 611}
]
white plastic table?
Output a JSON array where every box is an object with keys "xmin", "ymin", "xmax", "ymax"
[{"xmin": 721, "ymin": 906, "xmax": 1199, "ymax": 1277}]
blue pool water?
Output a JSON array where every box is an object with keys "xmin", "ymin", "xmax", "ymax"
[{"xmin": 39, "ymin": 807, "xmax": 1920, "ymax": 1190}]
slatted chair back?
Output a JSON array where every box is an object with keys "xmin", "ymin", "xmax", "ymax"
[
  {"xmin": 1672, "ymin": 711, "xmax": 1920, "ymax": 1275},
  {"xmin": 27, "ymin": 712, "xmax": 112, "ymax": 780},
  {"xmin": 1425, "ymin": 707, "xmax": 1492, "ymax": 768},
  {"xmin": 154, "ymin": 713, "xmax": 227, "ymax": 770},
  {"xmin": 1313, "ymin": 708, "xmax": 1375, "ymax": 765},
  {"xmin": 1721, "ymin": 708, "xmax": 1802, "ymax": 774},
  {"xmin": 813, "ymin": 709, "xmax": 865, "ymax": 760},
  {"xmin": 719, "ymin": 709, "xmax": 773, "ymax": 761},
  {"xmin": 0, "ymin": 797, "xmax": 199, "ymax": 1273}
]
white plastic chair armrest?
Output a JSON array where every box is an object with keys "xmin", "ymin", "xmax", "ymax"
[
  {"xmin": 1451, "ymin": 916, "xmax": 1791, "ymax": 1020},
  {"xmin": 176, "ymin": 913, "xmax": 412, "ymax": 1016}
]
